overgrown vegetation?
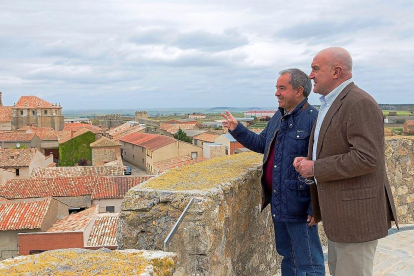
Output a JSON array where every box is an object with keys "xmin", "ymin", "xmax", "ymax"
[
  {"xmin": 174, "ymin": 128, "xmax": 192, "ymax": 143},
  {"xmin": 59, "ymin": 132, "xmax": 95, "ymax": 166}
]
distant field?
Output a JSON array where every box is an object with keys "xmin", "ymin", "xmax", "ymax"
[{"xmin": 382, "ymin": 110, "xmax": 412, "ymax": 116}]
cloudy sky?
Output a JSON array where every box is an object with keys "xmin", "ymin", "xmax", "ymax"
[{"xmin": 1, "ymin": 0, "xmax": 413, "ymax": 110}]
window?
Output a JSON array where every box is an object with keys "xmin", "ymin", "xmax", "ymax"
[
  {"xmin": 44, "ymin": 110, "xmax": 48, "ymax": 115},
  {"xmin": 133, "ymin": 155, "xmax": 134, "ymax": 159},
  {"xmin": 32, "ymin": 110, "xmax": 36, "ymax": 115},
  {"xmin": 106, "ymin": 206, "xmax": 115, "ymax": 213},
  {"xmin": 20, "ymin": 111, "xmax": 23, "ymax": 115},
  {"xmin": 191, "ymin": 152, "xmax": 198, "ymax": 159},
  {"xmin": 15, "ymin": 168, "xmax": 20, "ymax": 176}
]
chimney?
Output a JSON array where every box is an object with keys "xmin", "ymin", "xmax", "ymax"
[{"xmin": 0, "ymin": 92, "xmax": 2, "ymax": 106}]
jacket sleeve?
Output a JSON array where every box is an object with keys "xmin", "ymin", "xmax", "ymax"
[
  {"xmin": 229, "ymin": 121, "xmax": 269, "ymax": 154},
  {"xmin": 314, "ymin": 96, "xmax": 384, "ymax": 182}
]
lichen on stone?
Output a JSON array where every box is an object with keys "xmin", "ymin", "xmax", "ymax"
[{"xmin": 140, "ymin": 152, "xmax": 262, "ymax": 191}]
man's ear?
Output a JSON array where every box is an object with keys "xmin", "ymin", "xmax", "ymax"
[
  {"xmin": 297, "ymin": 86, "xmax": 304, "ymax": 97},
  {"xmin": 333, "ymin": 66, "xmax": 343, "ymax": 79}
]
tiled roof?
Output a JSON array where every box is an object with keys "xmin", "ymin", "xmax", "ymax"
[
  {"xmin": 154, "ymin": 156, "xmax": 207, "ymax": 174},
  {"xmin": 90, "ymin": 137, "xmax": 121, "ymax": 148},
  {"xmin": 58, "ymin": 128, "xmax": 93, "ymax": 144},
  {"xmin": 0, "ymin": 197, "xmax": 9, "ymax": 201},
  {"xmin": 0, "ymin": 176, "xmax": 153, "ymax": 200},
  {"xmin": 406, "ymin": 120, "xmax": 414, "ymax": 126},
  {"xmin": 31, "ymin": 166, "xmax": 124, "ymax": 178},
  {"xmin": 0, "ymin": 148, "xmax": 38, "ymax": 167},
  {"xmin": 193, "ymin": 132, "xmax": 220, "ymax": 142},
  {"xmin": 0, "ymin": 197, "xmax": 52, "ymax": 231},
  {"xmin": 0, "ymin": 132, "xmax": 36, "ymax": 142},
  {"xmin": 119, "ymin": 133, "xmax": 176, "ymax": 151},
  {"xmin": 63, "ymin": 123, "xmax": 101, "ymax": 134},
  {"xmin": 86, "ymin": 213, "xmax": 119, "ymax": 246},
  {"xmin": 15, "ymin": 96, "xmax": 56, "ymax": 108},
  {"xmin": 111, "ymin": 125, "xmax": 145, "ymax": 141},
  {"xmin": 220, "ymin": 133, "xmax": 237, "ymax": 142},
  {"xmin": 20, "ymin": 126, "xmax": 53, "ymax": 132},
  {"xmin": 164, "ymin": 119, "xmax": 197, "ymax": 124},
  {"xmin": 0, "ymin": 106, "xmax": 12, "ymax": 122},
  {"xmin": 47, "ymin": 205, "xmax": 98, "ymax": 232}
]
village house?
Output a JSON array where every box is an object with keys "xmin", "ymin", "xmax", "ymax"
[
  {"xmin": 0, "ymin": 105, "xmax": 12, "ymax": 131},
  {"xmin": 214, "ymin": 134, "xmax": 246, "ymax": 155},
  {"xmin": 30, "ymin": 165, "xmax": 124, "ymax": 178},
  {"xmin": 153, "ymin": 155, "xmax": 206, "ymax": 175},
  {"xmin": 18, "ymin": 206, "xmax": 119, "ymax": 256},
  {"xmin": 11, "ymin": 96, "xmax": 64, "ymax": 131},
  {"xmin": 0, "ymin": 197, "xmax": 69, "ymax": 260},
  {"xmin": 160, "ymin": 119, "xmax": 199, "ymax": 135},
  {"xmin": 0, "ymin": 132, "xmax": 41, "ymax": 150},
  {"xmin": 189, "ymin": 113, "xmax": 206, "ymax": 119},
  {"xmin": 58, "ymin": 128, "xmax": 96, "ymax": 166},
  {"xmin": 192, "ymin": 132, "xmax": 220, "ymax": 148},
  {"xmin": 119, "ymin": 132, "xmax": 203, "ymax": 174},
  {"xmin": 244, "ymin": 110, "xmax": 276, "ymax": 118},
  {"xmin": 0, "ymin": 176, "xmax": 153, "ymax": 213},
  {"xmin": 202, "ymin": 143, "xmax": 227, "ymax": 159},
  {"xmin": 105, "ymin": 121, "xmax": 145, "ymax": 140},
  {"xmin": 0, "ymin": 148, "xmax": 54, "ymax": 185},
  {"xmin": 404, "ymin": 120, "xmax": 414, "ymax": 134},
  {"xmin": 90, "ymin": 137, "xmax": 122, "ymax": 167}
]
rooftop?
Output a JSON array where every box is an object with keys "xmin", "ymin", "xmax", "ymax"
[
  {"xmin": 63, "ymin": 123, "xmax": 101, "ymax": 134},
  {"xmin": 193, "ymin": 132, "xmax": 220, "ymax": 142},
  {"xmin": 31, "ymin": 166, "xmax": 124, "ymax": 178},
  {"xmin": 47, "ymin": 205, "xmax": 98, "ymax": 232},
  {"xmin": 90, "ymin": 137, "xmax": 121, "ymax": 148},
  {"xmin": 0, "ymin": 106, "xmax": 12, "ymax": 122},
  {"xmin": 119, "ymin": 132, "xmax": 176, "ymax": 151},
  {"xmin": 0, "ymin": 176, "xmax": 153, "ymax": 200},
  {"xmin": 15, "ymin": 96, "xmax": 57, "ymax": 109},
  {"xmin": 0, "ymin": 148, "xmax": 39, "ymax": 167},
  {"xmin": 0, "ymin": 132, "xmax": 36, "ymax": 142},
  {"xmin": 86, "ymin": 213, "xmax": 119, "ymax": 246},
  {"xmin": 0, "ymin": 197, "xmax": 52, "ymax": 231}
]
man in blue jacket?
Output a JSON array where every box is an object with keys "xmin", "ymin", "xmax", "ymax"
[{"xmin": 222, "ymin": 68, "xmax": 324, "ymax": 275}]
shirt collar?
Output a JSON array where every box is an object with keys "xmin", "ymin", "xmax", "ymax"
[{"xmin": 320, "ymin": 78, "xmax": 353, "ymax": 106}]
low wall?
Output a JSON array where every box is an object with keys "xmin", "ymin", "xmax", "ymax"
[{"xmin": 117, "ymin": 137, "xmax": 412, "ymax": 275}]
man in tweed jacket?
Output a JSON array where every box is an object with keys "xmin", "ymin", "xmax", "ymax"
[{"xmin": 294, "ymin": 47, "xmax": 398, "ymax": 276}]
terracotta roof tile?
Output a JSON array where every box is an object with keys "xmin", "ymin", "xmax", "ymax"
[
  {"xmin": 0, "ymin": 148, "xmax": 38, "ymax": 167},
  {"xmin": 119, "ymin": 133, "xmax": 176, "ymax": 151},
  {"xmin": 0, "ymin": 197, "xmax": 52, "ymax": 231},
  {"xmin": 58, "ymin": 128, "xmax": 93, "ymax": 144},
  {"xmin": 47, "ymin": 205, "xmax": 98, "ymax": 232},
  {"xmin": 86, "ymin": 213, "xmax": 119, "ymax": 246},
  {"xmin": 406, "ymin": 120, "xmax": 414, "ymax": 126},
  {"xmin": 63, "ymin": 123, "xmax": 101, "ymax": 134},
  {"xmin": 0, "ymin": 106, "xmax": 12, "ymax": 122},
  {"xmin": 0, "ymin": 176, "xmax": 153, "ymax": 200},
  {"xmin": 111, "ymin": 125, "xmax": 145, "ymax": 140},
  {"xmin": 154, "ymin": 156, "xmax": 207, "ymax": 173},
  {"xmin": 90, "ymin": 137, "xmax": 121, "ymax": 148},
  {"xmin": 193, "ymin": 132, "xmax": 220, "ymax": 142},
  {"xmin": 0, "ymin": 197, "xmax": 9, "ymax": 202},
  {"xmin": 31, "ymin": 166, "xmax": 124, "ymax": 178},
  {"xmin": 15, "ymin": 96, "xmax": 56, "ymax": 108},
  {"xmin": 0, "ymin": 132, "xmax": 36, "ymax": 142}
]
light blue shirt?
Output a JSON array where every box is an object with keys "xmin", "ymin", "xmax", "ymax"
[{"xmin": 312, "ymin": 78, "xmax": 353, "ymax": 183}]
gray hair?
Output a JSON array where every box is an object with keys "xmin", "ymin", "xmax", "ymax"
[{"xmin": 279, "ymin": 68, "xmax": 312, "ymax": 97}]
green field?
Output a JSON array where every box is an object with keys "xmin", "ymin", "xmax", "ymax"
[{"xmin": 382, "ymin": 110, "xmax": 412, "ymax": 116}]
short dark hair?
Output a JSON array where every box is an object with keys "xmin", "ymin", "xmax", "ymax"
[{"xmin": 279, "ymin": 68, "xmax": 312, "ymax": 97}]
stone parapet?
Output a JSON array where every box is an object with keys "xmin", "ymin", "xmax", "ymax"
[
  {"xmin": 385, "ymin": 136, "xmax": 414, "ymax": 223},
  {"xmin": 117, "ymin": 152, "xmax": 281, "ymax": 275},
  {"xmin": 118, "ymin": 137, "xmax": 412, "ymax": 275},
  {"xmin": 0, "ymin": 248, "xmax": 177, "ymax": 275}
]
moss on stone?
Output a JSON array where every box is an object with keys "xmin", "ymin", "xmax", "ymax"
[
  {"xmin": 0, "ymin": 249, "xmax": 176, "ymax": 275},
  {"xmin": 141, "ymin": 152, "xmax": 262, "ymax": 191}
]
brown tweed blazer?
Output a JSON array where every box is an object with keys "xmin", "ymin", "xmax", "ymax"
[{"xmin": 308, "ymin": 82, "xmax": 398, "ymax": 243}]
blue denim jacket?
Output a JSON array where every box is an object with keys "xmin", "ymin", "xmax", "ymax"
[{"xmin": 230, "ymin": 99, "xmax": 318, "ymax": 222}]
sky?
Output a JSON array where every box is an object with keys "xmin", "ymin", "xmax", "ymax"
[{"xmin": 1, "ymin": 0, "xmax": 413, "ymax": 110}]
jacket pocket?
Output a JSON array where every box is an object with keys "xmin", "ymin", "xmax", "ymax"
[
  {"xmin": 285, "ymin": 180, "xmax": 311, "ymax": 217},
  {"xmin": 288, "ymin": 130, "xmax": 310, "ymax": 140},
  {"xmin": 341, "ymin": 186, "xmax": 376, "ymax": 201}
]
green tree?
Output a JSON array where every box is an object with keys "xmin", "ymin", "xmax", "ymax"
[{"xmin": 174, "ymin": 128, "xmax": 192, "ymax": 143}]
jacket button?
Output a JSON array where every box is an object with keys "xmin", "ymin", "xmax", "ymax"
[
  {"xmin": 274, "ymin": 165, "xmax": 277, "ymax": 168},
  {"xmin": 273, "ymin": 189, "xmax": 276, "ymax": 193},
  {"xmin": 297, "ymin": 135, "xmax": 300, "ymax": 138},
  {"xmin": 310, "ymin": 110, "xmax": 313, "ymax": 112},
  {"xmin": 299, "ymin": 185, "xmax": 303, "ymax": 188},
  {"xmin": 273, "ymin": 214, "xmax": 276, "ymax": 217}
]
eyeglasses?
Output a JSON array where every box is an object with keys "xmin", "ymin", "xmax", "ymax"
[{"xmin": 298, "ymin": 175, "xmax": 315, "ymax": 185}]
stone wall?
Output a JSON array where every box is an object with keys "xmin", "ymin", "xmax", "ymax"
[
  {"xmin": 117, "ymin": 153, "xmax": 281, "ymax": 275},
  {"xmin": 385, "ymin": 137, "xmax": 414, "ymax": 223},
  {"xmin": 118, "ymin": 137, "xmax": 413, "ymax": 275}
]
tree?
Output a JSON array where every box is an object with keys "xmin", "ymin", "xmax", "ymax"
[{"xmin": 174, "ymin": 128, "xmax": 192, "ymax": 143}]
